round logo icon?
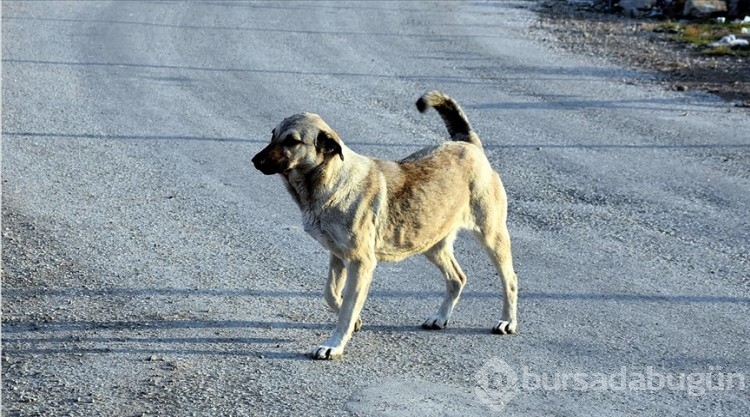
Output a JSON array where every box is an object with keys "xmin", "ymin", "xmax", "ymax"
[{"xmin": 474, "ymin": 357, "xmax": 518, "ymax": 412}]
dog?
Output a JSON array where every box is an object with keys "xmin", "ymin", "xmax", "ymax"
[{"xmin": 252, "ymin": 91, "xmax": 518, "ymax": 360}]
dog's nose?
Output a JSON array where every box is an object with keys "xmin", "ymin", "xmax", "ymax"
[{"xmin": 252, "ymin": 153, "xmax": 266, "ymax": 169}]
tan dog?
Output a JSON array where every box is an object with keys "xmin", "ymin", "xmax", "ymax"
[{"xmin": 252, "ymin": 91, "xmax": 518, "ymax": 360}]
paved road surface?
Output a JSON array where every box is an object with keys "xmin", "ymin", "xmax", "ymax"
[{"xmin": 2, "ymin": 1, "xmax": 749, "ymax": 416}]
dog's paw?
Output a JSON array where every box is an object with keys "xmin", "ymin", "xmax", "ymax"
[
  {"xmin": 354, "ymin": 317, "xmax": 363, "ymax": 332},
  {"xmin": 492, "ymin": 320, "xmax": 517, "ymax": 335},
  {"xmin": 310, "ymin": 345, "xmax": 344, "ymax": 360},
  {"xmin": 422, "ymin": 314, "xmax": 449, "ymax": 330}
]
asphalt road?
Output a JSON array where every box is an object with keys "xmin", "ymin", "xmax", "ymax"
[{"xmin": 2, "ymin": 1, "xmax": 749, "ymax": 416}]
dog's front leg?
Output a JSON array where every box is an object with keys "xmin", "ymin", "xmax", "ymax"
[
  {"xmin": 312, "ymin": 256, "xmax": 375, "ymax": 360},
  {"xmin": 323, "ymin": 254, "xmax": 362, "ymax": 332}
]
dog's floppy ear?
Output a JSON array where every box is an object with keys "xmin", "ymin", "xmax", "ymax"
[{"xmin": 315, "ymin": 130, "xmax": 344, "ymax": 161}]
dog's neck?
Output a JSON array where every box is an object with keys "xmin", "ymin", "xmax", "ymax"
[
  {"xmin": 281, "ymin": 147, "xmax": 364, "ymax": 214},
  {"xmin": 282, "ymin": 166, "xmax": 323, "ymax": 211}
]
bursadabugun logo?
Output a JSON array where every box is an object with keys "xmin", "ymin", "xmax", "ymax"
[{"xmin": 475, "ymin": 358, "xmax": 747, "ymax": 411}]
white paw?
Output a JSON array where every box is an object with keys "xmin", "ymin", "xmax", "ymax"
[
  {"xmin": 422, "ymin": 314, "xmax": 449, "ymax": 330},
  {"xmin": 492, "ymin": 320, "xmax": 517, "ymax": 335},
  {"xmin": 310, "ymin": 345, "xmax": 344, "ymax": 360}
]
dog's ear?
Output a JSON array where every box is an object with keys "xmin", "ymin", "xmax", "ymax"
[{"xmin": 315, "ymin": 130, "xmax": 344, "ymax": 161}]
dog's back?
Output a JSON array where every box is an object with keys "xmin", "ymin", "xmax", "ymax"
[{"xmin": 368, "ymin": 92, "xmax": 502, "ymax": 261}]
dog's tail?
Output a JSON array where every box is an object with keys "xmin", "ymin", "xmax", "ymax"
[{"xmin": 416, "ymin": 90, "xmax": 482, "ymax": 149}]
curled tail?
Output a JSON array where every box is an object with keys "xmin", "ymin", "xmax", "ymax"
[{"xmin": 416, "ymin": 90, "xmax": 482, "ymax": 149}]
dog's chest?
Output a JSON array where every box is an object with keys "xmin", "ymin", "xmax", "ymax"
[{"xmin": 302, "ymin": 210, "xmax": 338, "ymax": 250}]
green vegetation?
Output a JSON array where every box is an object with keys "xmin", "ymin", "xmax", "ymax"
[{"xmin": 653, "ymin": 21, "xmax": 750, "ymax": 57}]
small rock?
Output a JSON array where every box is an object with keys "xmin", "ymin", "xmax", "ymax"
[
  {"xmin": 684, "ymin": 0, "xmax": 728, "ymax": 17},
  {"xmin": 619, "ymin": 0, "xmax": 658, "ymax": 17}
]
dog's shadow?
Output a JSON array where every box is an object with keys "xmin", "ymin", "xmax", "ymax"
[{"xmin": 362, "ymin": 324, "xmax": 493, "ymax": 335}]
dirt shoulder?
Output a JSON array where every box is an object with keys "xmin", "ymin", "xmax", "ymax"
[{"xmin": 537, "ymin": 0, "xmax": 750, "ymax": 107}]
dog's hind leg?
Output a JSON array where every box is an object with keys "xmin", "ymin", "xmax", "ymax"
[
  {"xmin": 324, "ymin": 253, "xmax": 362, "ymax": 332},
  {"xmin": 422, "ymin": 235, "xmax": 467, "ymax": 330},
  {"xmin": 473, "ymin": 223, "xmax": 518, "ymax": 335}
]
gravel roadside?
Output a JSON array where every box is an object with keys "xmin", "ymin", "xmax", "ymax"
[{"xmin": 538, "ymin": 0, "xmax": 750, "ymax": 106}]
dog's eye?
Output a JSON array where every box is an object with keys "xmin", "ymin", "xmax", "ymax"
[{"xmin": 281, "ymin": 136, "xmax": 302, "ymax": 147}]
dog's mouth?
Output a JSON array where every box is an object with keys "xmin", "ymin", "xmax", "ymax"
[{"xmin": 257, "ymin": 166, "xmax": 281, "ymax": 175}]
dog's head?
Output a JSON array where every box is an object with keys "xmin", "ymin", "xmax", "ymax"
[{"xmin": 252, "ymin": 113, "xmax": 344, "ymax": 176}]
